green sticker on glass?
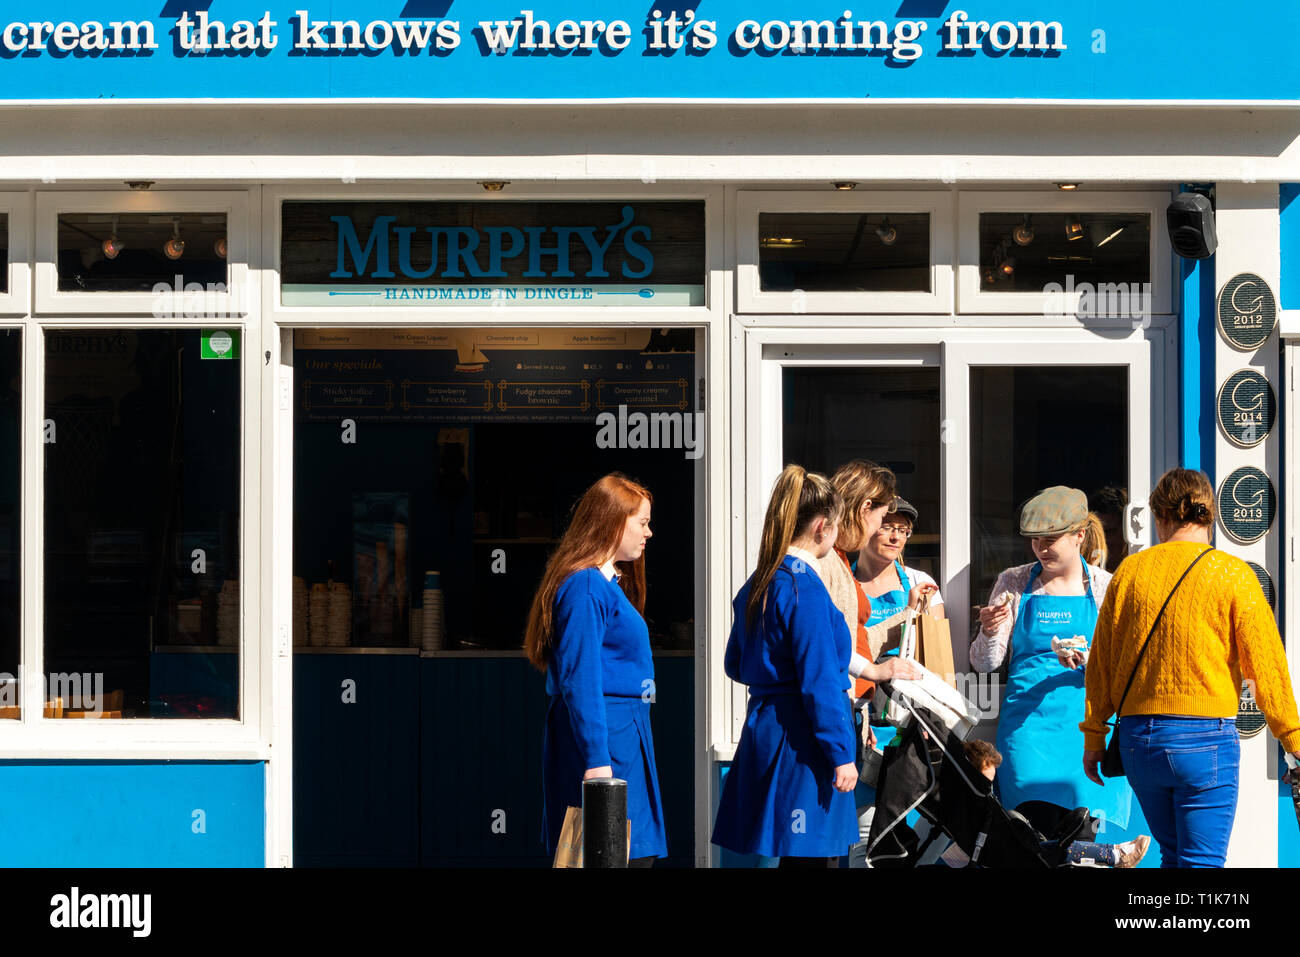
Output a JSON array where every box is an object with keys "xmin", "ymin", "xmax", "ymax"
[{"xmin": 201, "ymin": 329, "xmax": 240, "ymax": 360}]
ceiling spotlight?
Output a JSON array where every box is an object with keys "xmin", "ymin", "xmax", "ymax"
[
  {"xmin": 1012, "ymin": 216, "xmax": 1035, "ymax": 246},
  {"xmin": 102, "ymin": 217, "xmax": 125, "ymax": 259},
  {"xmin": 1055, "ymin": 182, "xmax": 1080, "ymax": 191},
  {"xmin": 875, "ymin": 217, "xmax": 898, "ymax": 246},
  {"xmin": 479, "ymin": 181, "xmax": 509, "ymax": 192},
  {"xmin": 1065, "ymin": 216, "xmax": 1084, "ymax": 241},
  {"xmin": 213, "ymin": 236, "xmax": 228, "ymax": 259},
  {"xmin": 832, "ymin": 182, "xmax": 858, "ymax": 191},
  {"xmin": 983, "ymin": 269, "xmax": 997, "ymax": 285},
  {"xmin": 163, "ymin": 218, "xmax": 186, "ymax": 260},
  {"xmin": 999, "ymin": 256, "xmax": 1016, "ymax": 276},
  {"xmin": 126, "ymin": 181, "xmax": 154, "ymax": 190}
]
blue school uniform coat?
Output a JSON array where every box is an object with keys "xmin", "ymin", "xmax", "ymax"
[
  {"xmin": 712, "ymin": 555, "xmax": 859, "ymax": 858},
  {"xmin": 542, "ymin": 567, "xmax": 668, "ymax": 860}
]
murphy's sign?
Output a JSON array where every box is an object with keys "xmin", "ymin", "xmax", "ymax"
[{"xmin": 281, "ymin": 200, "xmax": 705, "ymax": 307}]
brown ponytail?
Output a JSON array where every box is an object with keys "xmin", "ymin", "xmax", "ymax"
[
  {"xmin": 1080, "ymin": 512, "xmax": 1107, "ymax": 569},
  {"xmin": 747, "ymin": 465, "xmax": 843, "ymax": 628},
  {"xmin": 1149, "ymin": 467, "xmax": 1215, "ymax": 528}
]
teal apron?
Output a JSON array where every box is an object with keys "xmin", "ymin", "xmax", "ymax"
[
  {"xmin": 863, "ymin": 560, "xmax": 911, "ymax": 657},
  {"xmin": 995, "ymin": 560, "xmax": 1131, "ymax": 828}
]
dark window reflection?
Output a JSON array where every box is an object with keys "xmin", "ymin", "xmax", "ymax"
[
  {"xmin": 970, "ymin": 366, "xmax": 1128, "ymax": 604},
  {"xmin": 44, "ymin": 329, "xmax": 240, "ymax": 718},
  {"xmin": 759, "ymin": 212, "xmax": 931, "ymax": 292},
  {"xmin": 978, "ymin": 212, "xmax": 1150, "ymax": 293},
  {"xmin": 0, "ymin": 330, "xmax": 17, "ymax": 716},
  {"xmin": 57, "ymin": 213, "xmax": 228, "ymax": 293},
  {"xmin": 0, "ymin": 214, "xmax": 9, "ymax": 294},
  {"xmin": 782, "ymin": 366, "xmax": 942, "ymax": 578}
]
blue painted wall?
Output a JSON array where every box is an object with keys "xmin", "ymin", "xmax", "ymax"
[
  {"xmin": 0, "ymin": 761, "xmax": 264, "ymax": 866},
  {"xmin": 0, "ymin": 2, "xmax": 1296, "ymax": 101}
]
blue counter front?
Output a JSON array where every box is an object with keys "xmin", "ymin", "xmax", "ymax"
[{"xmin": 292, "ymin": 651, "xmax": 695, "ymax": 867}]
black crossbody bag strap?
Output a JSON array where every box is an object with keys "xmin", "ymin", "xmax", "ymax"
[{"xmin": 1113, "ymin": 546, "xmax": 1215, "ymax": 718}]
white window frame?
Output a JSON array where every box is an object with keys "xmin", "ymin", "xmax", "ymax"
[
  {"xmin": 956, "ymin": 190, "xmax": 1174, "ymax": 317},
  {"xmin": 730, "ymin": 324, "xmax": 1163, "ymax": 750},
  {"xmin": 736, "ymin": 190, "xmax": 955, "ymax": 315},
  {"xmin": 0, "ymin": 188, "xmax": 265, "ymax": 759},
  {"xmin": 34, "ymin": 191, "xmax": 250, "ymax": 317},
  {"xmin": 0, "ymin": 194, "xmax": 32, "ymax": 316}
]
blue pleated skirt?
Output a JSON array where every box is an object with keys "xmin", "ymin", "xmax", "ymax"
[{"xmin": 543, "ymin": 695, "xmax": 668, "ymax": 860}]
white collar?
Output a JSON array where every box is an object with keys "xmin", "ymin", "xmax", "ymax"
[
  {"xmin": 786, "ymin": 545, "xmax": 820, "ymax": 566},
  {"xmin": 599, "ymin": 559, "xmax": 619, "ymax": 582}
]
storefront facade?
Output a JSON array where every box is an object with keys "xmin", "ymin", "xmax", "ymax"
[{"xmin": 0, "ymin": 2, "xmax": 1297, "ymax": 867}]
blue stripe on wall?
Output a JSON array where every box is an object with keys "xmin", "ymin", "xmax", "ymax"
[
  {"xmin": 1178, "ymin": 229, "xmax": 1216, "ymax": 477},
  {"xmin": 0, "ymin": 761, "xmax": 265, "ymax": 867},
  {"xmin": 1282, "ymin": 185, "xmax": 1300, "ymax": 309}
]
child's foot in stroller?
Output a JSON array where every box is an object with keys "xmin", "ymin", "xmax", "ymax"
[{"xmin": 1115, "ymin": 835, "xmax": 1151, "ymax": 868}]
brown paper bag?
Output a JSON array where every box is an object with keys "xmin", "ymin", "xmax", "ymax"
[
  {"xmin": 552, "ymin": 806, "xmax": 584, "ymax": 868},
  {"xmin": 915, "ymin": 594, "xmax": 957, "ymax": 689},
  {"xmin": 551, "ymin": 806, "xmax": 633, "ymax": 867}
]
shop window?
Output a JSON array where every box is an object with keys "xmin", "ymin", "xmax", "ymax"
[
  {"xmin": 977, "ymin": 212, "xmax": 1150, "ymax": 293},
  {"xmin": 969, "ymin": 366, "xmax": 1129, "ymax": 605},
  {"xmin": 758, "ymin": 212, "xmax": 931, "ymax": 293},
  {"xmin": 782, "ymin": 365, "xmax": 941, "ymax": 576},
  {"xmin": 291, "ymin": 328, "xmax": 698, "ymax": 654},
  {"xmin": 737, "ymin": 191, "xmax": 954, "ymax": 314},
  {"xmin": 43, "ymin": 329, "xmax": 242, "ymax": 719},
  {"xmin": 957, "ymin": 191, "xmax": 1172, "ymax": 316},
  {"xmin": 56, "ymin": 212, "xmax": 228, "ymax": 293},
  {"xmin": 0, "ymin": 330, "xmax": 17, "ymax": 717}
]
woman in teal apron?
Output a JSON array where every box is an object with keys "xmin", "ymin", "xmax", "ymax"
[
  {"xmin": 853, "ymin": 497, "xmax": 945, "ymax": 654},
  {"xmin": 975, "ymin": 486, "xmax": 1132, "ymax": 830}
]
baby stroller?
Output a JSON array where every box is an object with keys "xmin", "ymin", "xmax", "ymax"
[{"xmin": 862, "ymin": 666, "xmax": 1101, "ymax": 868}]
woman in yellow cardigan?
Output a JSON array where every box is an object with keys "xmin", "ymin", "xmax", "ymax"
[{"xmin": 1082, "ymin": 468, "xmax": 1300, "ymax": 867}]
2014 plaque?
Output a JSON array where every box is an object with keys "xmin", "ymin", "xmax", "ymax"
[{"xmin": 1216, "ymin": 369, "xmax": 1275, "ymax": 447}]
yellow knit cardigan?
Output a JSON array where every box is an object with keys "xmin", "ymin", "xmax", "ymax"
[{"xmin": 1081, "ymin": 541, "xmax": 1300, "ymax": 753}]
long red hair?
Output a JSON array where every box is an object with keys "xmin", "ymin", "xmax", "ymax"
[{"xmin": 525, "ymin": 473, "xmax": 651, "ymax": 671}]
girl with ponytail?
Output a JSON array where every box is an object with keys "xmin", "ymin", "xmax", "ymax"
[{"xmin": 711, "ymin": 465, "xmax": 862, "ymax": 866}]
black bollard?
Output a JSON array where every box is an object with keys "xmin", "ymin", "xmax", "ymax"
[{"xmin": 583, "ymin": 777, "xmax": 628, "ymax": 868}]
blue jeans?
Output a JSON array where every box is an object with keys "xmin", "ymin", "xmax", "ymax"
[{"xmin": 1118, "ymin": 716, "xmax": 1239, "ymax": 868}]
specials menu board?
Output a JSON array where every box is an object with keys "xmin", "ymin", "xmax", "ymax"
[{"xmin": 295, "ymin": 328, "xmax": 694, "ymax": 424}]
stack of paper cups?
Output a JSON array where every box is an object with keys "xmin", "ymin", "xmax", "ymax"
[
  {"xmin": 327, "ymin": 582, "xmax": 352, "ymax": 647},
  {"xmin": 308, "ymin": 583, "xmax": 329, "ymax": 646},
  {"xmin": 293, "ymin": 577, "xmax": 309, "ymax": 647},
  {"xmin": 421, "ymin": 571, "xmax": 444, "ymax": 652},
  {"xmin": 216, "ymin": 578, "xmax": 240, "ymax": 646},
  {"xmin": 409, "ymin": 604, "xmax": 423, "ymax": 648}
]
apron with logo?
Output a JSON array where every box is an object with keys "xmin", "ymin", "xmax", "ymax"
[{"xmin": 995, "ymin": 560, "xmax": 1131, "ymax": 828}]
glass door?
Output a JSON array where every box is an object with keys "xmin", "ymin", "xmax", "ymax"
[{"xmin": 741, "ymin": 330, "xmax": 1156, "ymax": 706}]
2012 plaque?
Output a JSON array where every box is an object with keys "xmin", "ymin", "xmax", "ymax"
[{"xmin": 1217, "ymin": 273, "xmax": 1277, "ymax": 350}]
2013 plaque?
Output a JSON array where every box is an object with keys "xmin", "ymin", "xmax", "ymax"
[
  {"xmin": 1216, "ymin": 369, "xmax": 1275, "ymax": 447},
  {"xmin": 1244, "ymin": 560, "xmax": 1276, "ymax": 613},
  {"xmin": 1217, "ymin": 273, "xmax": 1277, "ymax": 350},
  {"xmin": 1217, "ymin": 467, "xmax": 1275, "ymax": 544}
]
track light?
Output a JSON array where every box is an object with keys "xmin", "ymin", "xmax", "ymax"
[
  {"xmin": 1065, "ymin": 216, "xmax": 1084, "ymax": 241},
  {"xmin": 163, "ymin": 218, "xmax": 185, "ymax": 260},
  {"xmin": 213, "ymin": 236, "xmax": 228, "ymax": 259},
  {"xmin": 102, "ymin": 216, "xmax": 124, "ymax": 259},
  {"xmin": 1012, "ymin": 216, "xmax": 1035, "ymax": 246},
  {"xmin": 875, "ymin": 217, "xmax": 897, "ymax": 246},
  {"xmin": 983, "ymin": 269, "xmax": 997, "ymax": 285},
  {"xmin": 999, "ymin": 256, "xmax": 1016, "ymax": 276}
]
